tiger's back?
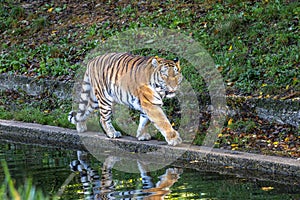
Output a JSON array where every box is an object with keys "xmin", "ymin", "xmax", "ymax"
[
  {"xmin": 69, "ymin": 52, "xmax": 183, "ymax": 146},
  {"xmin": 88, "ymin": 53, "xmax": 153, "ymax": 108}
]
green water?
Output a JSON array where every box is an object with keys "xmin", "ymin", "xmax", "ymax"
[{"xmin": 0, "ymin": 141, "xmax": 299, "ymax": 200}]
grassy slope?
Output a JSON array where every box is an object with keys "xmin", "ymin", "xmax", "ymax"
[
  {"xmin": 0, "ymin": 0, "xmax": 299, "ymax": 96},
  {"xmin": 0, "ymin": 0, "xmax": 299, "ymax": 157}
]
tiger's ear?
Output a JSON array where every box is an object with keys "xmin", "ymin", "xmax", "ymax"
[
  {"xmin": 174, "ymin": 57, "xmax": 180, "ymax": 70},
  {"xmin": 174, "ymin": 57, "xmax": 180, "ymax": 66},
  {"xmin": 152, "ymin": 58, "xmax": 159, "ymax": 68}
]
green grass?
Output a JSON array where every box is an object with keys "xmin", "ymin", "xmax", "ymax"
[
  {"xmin": 0, "ymin": 106, "xmax": 73, "ymax": 128},
  {"xmin": 0, "ymin": 1, "xmax": 299, "ymax": 154},
  {"xmin": 0, "ymin": 90, "xmax": 74, "ymax": 128},
  {"xmin": 0, "ymin": 0, "xmax": 298, "ymax": 95}
]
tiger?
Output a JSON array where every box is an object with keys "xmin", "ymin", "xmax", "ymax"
[
  {"xmin": 70, "ymin": 150, "xmax": 182, "ymax": 200},
  {"xmin": 68, "ymin": 52, "xmax": 183, "ymax": 146}
]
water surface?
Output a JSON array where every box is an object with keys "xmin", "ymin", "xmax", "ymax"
[{"xmin": 0, "ymin": 141, "xmax": 299, "ymax": 199}]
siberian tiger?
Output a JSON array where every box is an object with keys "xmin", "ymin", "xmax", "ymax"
[
  {"xmin": 68, "ymin": 52, "xmax": 182, "ymax": 146},
  {"xmin": 70, "ymin": 151, "xmax": 182, "ymax": 199}
]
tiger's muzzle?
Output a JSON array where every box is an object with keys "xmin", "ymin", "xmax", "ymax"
[{"xmin": 165, "ymin": 90, "xmax": 176, "ymax": 98}]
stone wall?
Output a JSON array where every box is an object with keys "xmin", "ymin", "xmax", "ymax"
[{"xmin": 0, "ymin": 74, "xmax": 299, "ymax": 127}]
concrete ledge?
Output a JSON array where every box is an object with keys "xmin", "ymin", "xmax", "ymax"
[{"xmin": 0, "ymin": 119, "xmax": 299, "ymax": 184}]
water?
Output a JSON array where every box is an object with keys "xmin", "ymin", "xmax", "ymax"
[{"xmin": 0, "ymin": 141, "xmax": 299, "ymax": 200}]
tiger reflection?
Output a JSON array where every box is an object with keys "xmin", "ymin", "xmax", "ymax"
[{"xmin": 70, "ymin": 151, "xmax": 182, "ymax": 200}]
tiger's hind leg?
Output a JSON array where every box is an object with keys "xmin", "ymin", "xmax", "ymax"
[
  {"xmin": 136, "ymin": 113, "xmax": 151, "ymax": 141},
  {"xmin": 68, "ymin": 110, "xmax": 88, "ymax": 133},
  {"xmin": 98, "ymin": 98, "xmax": 122, "ymax": 138}
]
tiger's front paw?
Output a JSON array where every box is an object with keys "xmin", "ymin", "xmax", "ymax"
[
  {"xmin": 137, "ymin": 133, "xmax": 151, "ymax": 141},
  {"xmin": 106, "ymin": 131, "xmax": 122, "ymax": 138},
  {"xmin": 166, "ymin": 131, "xmax": 182, "ymax": 146}
]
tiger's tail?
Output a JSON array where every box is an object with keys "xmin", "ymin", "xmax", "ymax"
[{"xmin": 68, "ymin": 70, "xmax": 97, "ymax": 132}]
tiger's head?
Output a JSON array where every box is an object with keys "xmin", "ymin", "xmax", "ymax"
[{"xmin": 151, "ymin": 57, "xmax": 182, "ymax": 98}]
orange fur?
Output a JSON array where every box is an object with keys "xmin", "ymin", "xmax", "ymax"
[{"xmin": 69, "ymin": 53, "xmax": 182, "ymax": 146}]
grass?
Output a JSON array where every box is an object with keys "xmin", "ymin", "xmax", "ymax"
[
  {"xmin": 0, "ymin": 0, "xmax": 299, "ymax": 157},
  {"xmin": 0, "ymin": 90, "xmax": 73, "ymax": 129},
  {"xmin": 0, "ymin": 106, "xmax": 73, "ymax": 128},
  {"xmin": 0, "ymin": 0, "xmax": 298, "ymax": 96}
]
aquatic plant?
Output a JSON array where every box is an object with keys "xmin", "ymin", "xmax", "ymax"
[{"xmin": 0, "ymin": 160, "xmax": 55, "ymax": 200}]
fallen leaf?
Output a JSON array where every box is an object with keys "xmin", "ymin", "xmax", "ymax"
[
  {"xmin": 217, "ymin": 66, "xmax": 223, "ymax": 72},
  {"xmin": 47, "ymin": 7, "xmax": 54, "ymax": 13},
  {"xmin": 261, "ymin": 186, "xmax": 274, "ymax": 191},
  {"xmin": 231, "ymin": 144, "xmax": 238, "ymax": 148}
]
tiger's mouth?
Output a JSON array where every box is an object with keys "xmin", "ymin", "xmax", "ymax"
[{"xmin": 165, "ymin": 91, "xmax": 176, "ymax": 98}]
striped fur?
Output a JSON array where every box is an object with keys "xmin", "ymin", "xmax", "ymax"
[
  {"xmin": 70, "ymin": 151, "xmax": 182, "ymax": 199},
  {"xmin": 68, "ymin": 52, "xmax": 182, "ymax": 146}
]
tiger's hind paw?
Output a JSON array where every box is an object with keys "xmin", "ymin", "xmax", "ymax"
[
  {"xmin": 137, "ymin": 133, "xmax": 151, "ymax": 141},
  {"xmin": 76, "ymin": 122, "xmax": 87, "ymax": 133},
  {"xmin": 107, "ymin": 131, "xmax": 122, "ymax": 138}
]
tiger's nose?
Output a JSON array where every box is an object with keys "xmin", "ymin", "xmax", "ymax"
[{"xmin": 169, "ymin": 86, "xmax": 177, "ymax": 92}]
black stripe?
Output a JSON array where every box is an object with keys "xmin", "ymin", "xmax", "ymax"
[
  {"xmin": 117, "ymin": 86, "xmax": 122, "ymax": 102},
  {"xmin": 81, "ymin": 90, "xmax": 89, "ymax": 94},
  {"xmin": 114, "ymin": 54, "xmax": 127, "ymax": 82},
  {"xmin": 131, "ymin": 63, "xmax": 139, "ymax": 83},
  {"xmin": 100, "ymin": 109, "xmax": 110, "ymax": 115},
  {"xmin": 135, "ymin": 57, "xmax": 148, "ymax": 76},
  {"xmin": 141, "ymin": 113, "xmax": 148, "ymax": 118},
  {"xmin": 124, "ymin": 55, "xmax": 135, "ymax": 73},
  {"xmin": 142, "ymin": 93, "xmax": 152, "ymax": 104},
  {"xmin": 124, "ymin": 91, "xmax": 130, "ymax": 104},
  {"xmin": 79, "ymin": 98, "xmax": 88, "ymax": 104},
  {"xmin": 143, "ymin": 93, "xmax": 161, "ymax": 106},
  {"xmin": 130, "ymin": 56, "xmax": 142, "ymax": 72},
  {"xmin": 91, "ymin": 105, "xmax": 99, "ymax": 109},
  {"xmin": 119, "ymin": 53, "xmax": 131, "ymax": 71},
  {"xmin": 90, "ymin": 98, "xmax": 98, "ymax": 104},
  {"xmin": 99, "ymin": 95, "xmax": 112, "ymax": 107},
  {"xmin": 153, "ymin": 94, "xmax": 161, "ymax": 102},
  {"xmin": 108, "ymin": 59, "xmax": 118, "ymax": 87},
  {"xmin": 95, "ymin": 55, "xmax": 103, "ymax": 70}
]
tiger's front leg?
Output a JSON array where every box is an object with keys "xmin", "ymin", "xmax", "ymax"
[
  {"xmin": 143, "ymin": 105, "xmax": 182, "ymax": 146},
  {"xmin": 139, "ymin": 87, "xmax": 182, "ymax": 146}
]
